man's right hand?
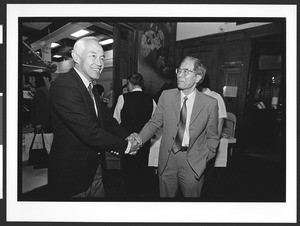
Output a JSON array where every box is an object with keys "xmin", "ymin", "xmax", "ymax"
[{"xmin": 126, "ymin": 133, "xmax": 143, "ymax": 155}]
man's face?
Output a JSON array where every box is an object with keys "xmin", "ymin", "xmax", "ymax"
[
  {"xmin": 177, "ymin": 59, "xmax": 201, "ymax": 93},
  {"xmin": 76, "ymin": 40, "xmax": 105, "ymax": 81},
  {"xmin": 28, "ymin": 76, "xmax": 36, "ymax": 86}
]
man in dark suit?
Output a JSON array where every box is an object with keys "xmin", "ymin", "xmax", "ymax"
[
  {"xmin": 113, "ymin": 73, "xmax": 156, "ymax": 198},
  {"xmin": 131, "ymin": 56, "xmax": 219, "ymax": 198},
  {"xmin": 48, "ymin": 36, "xmax": 138, "ymax": 199}
]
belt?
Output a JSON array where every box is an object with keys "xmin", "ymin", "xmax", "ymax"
[
  {"xmin": 172, "ymin": 146, "xmax": 188, "ymax": 153},
  {"xmin": 180, "ymin": 146, "xmax": 188, "ymax": 152}
]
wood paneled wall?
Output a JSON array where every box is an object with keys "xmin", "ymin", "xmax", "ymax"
[{"xmin": 176, "ymin": 23, "xmax": 284, "ymax": 150}]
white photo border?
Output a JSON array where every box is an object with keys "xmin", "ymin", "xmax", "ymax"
[{"xmin": 6, "ymin": 4, "xmax": 297, "ymax": 223}]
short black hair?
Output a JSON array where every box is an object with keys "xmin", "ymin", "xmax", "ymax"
[{"xmin": 127, "ymin": 73, "xmax": 144, "ymax": 87}]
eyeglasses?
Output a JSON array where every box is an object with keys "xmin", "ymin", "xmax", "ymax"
[{"xmin": 175, "ymin": 68, "xmax": 197, "ymax": 76}]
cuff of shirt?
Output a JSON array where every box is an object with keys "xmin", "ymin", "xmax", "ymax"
[{"xmin": 125, "ymin": 141, "xmax": 131, "ymax": 154}]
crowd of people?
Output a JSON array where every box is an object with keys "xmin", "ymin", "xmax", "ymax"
[{"xmin": 23, "ymin": 36, "xmax": 227, "ymax": 200}]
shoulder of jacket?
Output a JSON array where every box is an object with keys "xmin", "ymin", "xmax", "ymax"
[
  {"xmin": 198, "ymin": 90, "xmax": 218, "ymax": 104},
  {"xmin": 162, "ymin": 88, "xmax": 178, "ymax": 96},
  {"xmin": 52, "ymin": 70, "xmax": 75, "ymax": 86}
]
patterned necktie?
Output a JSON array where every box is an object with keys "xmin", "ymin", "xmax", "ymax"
[
  {"xmin": 88, "ymin": 83, "xmax": 94, "ymax": 99},
  {"xmin": 88, "ymin": 83, "xmax": 98, "ymax": 116},
  {"xmin": 173, "ymin": 96, "xmax": 188, "ymax": 153}
]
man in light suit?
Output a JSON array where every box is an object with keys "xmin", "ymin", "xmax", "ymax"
[
  {"xmin": 131, "ymin": 56, "xmax": 219, "ymax": 198},
  {"xmin": 48, "ymin": 36, "xmax": 138, "ymax": 199}
]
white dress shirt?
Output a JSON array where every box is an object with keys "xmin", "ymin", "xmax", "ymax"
[
  {"xmin": 181, "ymin": 90, "xmax": 196, "ymax": 147},
  {"xmin": 74, "ymin": 67, "xmax": 98, "ymax": 116},
  {"xmin": 203, "ymin": 88, "xmax": 227, "ymax": 118}
]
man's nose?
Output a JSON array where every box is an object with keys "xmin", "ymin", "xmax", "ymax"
[
  {"xmin": 95, "ymin": 56, "xmax": 103, "ymax": 65},
  {"xmin": 177, "ymin": 71, "xmax": 185, "ymax": 77}
]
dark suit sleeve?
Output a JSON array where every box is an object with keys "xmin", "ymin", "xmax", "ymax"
[
  {"xmin": 50, "ymin": 81, "xmax": 128, "ymax": 156},
  {"xmin": 99, "ymin": 101, "xmax": 129, "ymax": 138}
]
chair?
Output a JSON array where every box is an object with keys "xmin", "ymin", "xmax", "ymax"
[{"xmin": 221, "ymin": 112, "xmax": 237, "ymax": 156}]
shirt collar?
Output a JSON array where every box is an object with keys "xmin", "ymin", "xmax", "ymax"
[
  {"xmin": 74, "ymin": 67, "xmax": 91, "ymax": 89},
  {"xmin": 180, "ymin": 89, "xmax": 196, "ymax": 101},
  {"xmin": 132, "ymin": 87, "xmax": 142, "ymax": 92},
  {"xmin": 202, "ymin": 88, "xmax": 211, "ymax": 95}
]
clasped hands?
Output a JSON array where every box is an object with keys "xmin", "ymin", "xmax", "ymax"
[{"xmin": 126, "ymin": 133, "xmax": 142, "ymax": 155}]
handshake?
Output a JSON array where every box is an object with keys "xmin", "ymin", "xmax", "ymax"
[{"xmin": 126, "ymin": 133, "xmax": 143, "ymax": 155}]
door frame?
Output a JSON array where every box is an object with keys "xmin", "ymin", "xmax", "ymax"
[{"xmin": 109, "ymin": 22, "xmax": 138, "ymax": 107}]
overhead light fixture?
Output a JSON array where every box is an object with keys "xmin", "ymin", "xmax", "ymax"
[
  {"xmin": 70, "ymin": 29, "xmax": 90, "ymax": 38},
  {"xmin": 53, "ymin": 55, "xmax": 62, "ymax": 58},
  {"xmin": 51, "ymin": 42, "xmax": 60, "ymax": 48},
  {"xmin": 99, "ymin": 38, "xmax": 113, "ymax": 46}
]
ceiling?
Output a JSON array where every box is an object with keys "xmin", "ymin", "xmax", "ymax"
[{"xmin": 21, "ymin": 21, "xmax": 114, "ymax": 69}]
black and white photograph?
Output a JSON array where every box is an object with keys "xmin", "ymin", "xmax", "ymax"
[{"xmin": 3, "ymin": 3, "xmax": 297, "ymax": 224}]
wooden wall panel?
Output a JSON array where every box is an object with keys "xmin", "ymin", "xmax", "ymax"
[{"xmin": 176, "ymin": 23, "xmax": 283, "ymax": 151}]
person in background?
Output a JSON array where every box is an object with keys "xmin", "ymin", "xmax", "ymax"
[
  {"xmin": 196, "ymin": 74, "xmax": 227, "ymax": 200},
  {"xmin": 129, "ymin": 56, "xmax": 219, "ymax": 198},
  {"xmin": 105, "ymin": 83, "xmax": 114, "ymax": 110},
  {"xmin": 48, "ymin": 36, "xmax": 139, "ymax": 199},
  {"xmin": 113, "ymin": 73, "xmax": 157, "ymax": 198},
  {"xmin": 197, "ymin": 75, "xmax": 227, "ymax": 137},
  {"xmin": 22, "ymin": 71, "xmax": 37, "ymax": 126},
  {"xmin": 94, "ymin": 84, "xmax": 105, "ymax": 100},
  {"xmin": 122, "ymin": 84, "xmax": 129, "ymax": 94},
  {"xmin": 94, "ymin": 84, "xmax": 108, "ymax": 106},
  {"xmin": 24, "ymin": 72, "xmax": 37, "ymax": 94},
  {"xmin": 31, "ymin": 71, "xmax": 53, "ymax": 133}
]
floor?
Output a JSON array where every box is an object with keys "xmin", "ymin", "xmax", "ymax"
[{"xmin": 21, "ymin": 151, "xmax": 285, "ymax": 202}]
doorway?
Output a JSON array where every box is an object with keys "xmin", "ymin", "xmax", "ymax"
[{"xmin": 243, "ymin": 34, "xmax": 285, "ymax": 163}]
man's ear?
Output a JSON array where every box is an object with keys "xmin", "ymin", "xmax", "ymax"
[
  {"xmin": 196, "ymin": 74, "xmax": 202, "ymax": 83},
  {"xmin": 71, "ymin": 51, "xmax": 80, "ymax": 64}
]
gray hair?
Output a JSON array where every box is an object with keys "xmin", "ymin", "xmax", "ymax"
[
  {"xmin": 183, "ymin": 56, "xmax": 206, "ymax": 77},
  {"xmin": 72, "ymin": 36, "xmax": 100, "ymax": 57}
]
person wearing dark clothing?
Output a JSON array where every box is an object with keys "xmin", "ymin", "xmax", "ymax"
[
  {"xmin": 94, "ymin": 84, "xmax": 108, "ymax": 107},
  {"xmin": 114, "ymin": 73, "xmax": 156, "ymax": 198},
  {"xmin": 48, "ymin": 36, "xmax": 139, "ymax": 199},
  {"xmin": 31, "ymin": 71, "xmax": 53, "ymax": 133}
]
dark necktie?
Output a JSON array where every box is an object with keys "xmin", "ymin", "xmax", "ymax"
[
  {"xmin": 88, "ymin": 83, "xmax": 94, "ymax": 99},
  {"xmin": 88, "ymin": 83, "xmax": 98, "ymax": 116},
  {"xmin": 173, "ymin": 96, "xmax": 188, "ymax": 153}
]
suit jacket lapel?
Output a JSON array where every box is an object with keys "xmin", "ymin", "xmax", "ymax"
[
  {"xmin": 172, "ymin": 90, "xmax": 181, "ymax": 121},
  {"xmin": 187, "ymin": 90, "xmax": 205, "ymax": 150},
  {"xmin": 92, "ymin": 88, "xmax": 104, "ymax": 127},
  {"xmin": 70, "ymin": 68, "xmax": 99, "ymax": 121},
  {"xmin": 189, "ymin": 90, "xmax": 205, "ymax": 127}
]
